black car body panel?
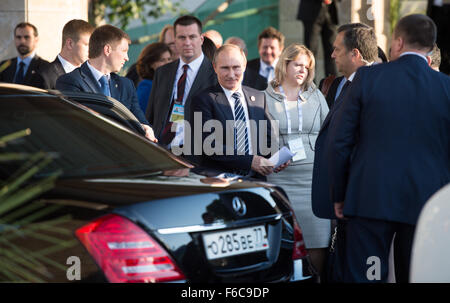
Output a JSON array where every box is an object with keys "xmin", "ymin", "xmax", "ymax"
[{"xmin": 0, "ymin": 84, "xmax": 315, "ymax": 283}]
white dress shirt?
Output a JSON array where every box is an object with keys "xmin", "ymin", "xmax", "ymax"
[
  {"xmin": 170, "ymin": 52, "xmax": 205, "ymax": 147},
  {"xmin": 57, "ymin": 54, "xmax": 78, "ymax": 73},
  {"xmin": 221, "ymin": 85, "xmax": 254, "ymax": 155},
  {"xmin": 259, "ymin": 58, "xmax": 278, "ymax": 83}
]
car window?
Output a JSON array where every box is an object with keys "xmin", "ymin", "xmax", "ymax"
[{"xmin": 0, "ymin": 85, "xmax": 190, "ymax": 179}]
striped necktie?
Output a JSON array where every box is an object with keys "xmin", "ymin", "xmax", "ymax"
[{"xmin": 232, "ymin": 92, "xmax": 249, "ymax": 155}]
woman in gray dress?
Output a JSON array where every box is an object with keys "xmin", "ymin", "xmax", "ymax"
[{"xmin": 265, "ymin": 43, "xmax": 330, "ymax": 275}]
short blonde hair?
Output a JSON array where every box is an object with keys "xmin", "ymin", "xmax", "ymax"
[{"xmin": 273, "ymin": 43, "xmax": 315, "ymax": 90}]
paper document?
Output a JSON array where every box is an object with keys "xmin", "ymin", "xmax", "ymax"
[{"xmin": 269, "ymin": 146, "xmax": 296, "ymax": 169}]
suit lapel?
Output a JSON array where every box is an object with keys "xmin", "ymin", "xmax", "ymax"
[
  {"xmin": 242, "ymin": 87, "xmax": 261, "ymax": 121},
  {"xmin": 186, "ymin": 57, "xmax": 212, "ymax": 102},
  {"xmin": 213, "ymin": 85, "xmax": 234, "ymax": 121},
  {"xmin": 166, "ymin": 60, "xmax": 178, "ymax": 102},
  {"xmin": 53, "ymin": 57, "xmax": 65, "ymax": 75},
  {"xmin": 319, "ymin": 80, "xmax": 350, "ymax": 133},
  {"xmin": 80, "ymin": 62, "xmax": 102, "ymax": 93},
  {"xmin": 5, "ymin": 58, "xmax": 17, "ymax": 82},
  {"xmin": 109, "ymin": 74, "xmax": 120, "ymax": 100},
  {"xmin": 24, "ymin": 57, "xmax": 41, "ymax": 83}
]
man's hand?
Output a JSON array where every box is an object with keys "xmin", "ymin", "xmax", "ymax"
[
  {"xmin": 141, "ymin": 124, "xmax": 158, "ymax": 143},
  {"xmin": 274, "ymin": 160, "xmax": 291, "ymax": 173},
  {"xmin": 334, "ymin": 202, "xmax": 345, "ymax": 219},
  {"xmin": 251, "ymin": 155, "xmax": 274, "ymax": 176}
]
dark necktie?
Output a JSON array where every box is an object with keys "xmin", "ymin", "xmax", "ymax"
[
  {"xmin": 99, "ymin": 75, "xmax": 111, "ymax": 97},
  {"xmin": 335, "ymin": 80, "xmax": 351, "ymax": 104},
  {"xmin": 232, "ymin": 92, "xmax": 249, "ymax": 155},
  {"xmin": 15, "ymin": 62, "xmax": 25, "ymax": 84},
  {"xmin": 160, "ymin": 64, "xmax": 189, "ymax": 146}
]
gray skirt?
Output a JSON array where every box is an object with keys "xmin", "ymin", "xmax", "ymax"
[{"xmin": 268, "ymin": 162, "xmax": 331, "ymax": 249}]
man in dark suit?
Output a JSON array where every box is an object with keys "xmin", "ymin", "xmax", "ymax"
[
  {"xmin": 312, "ymin": 23, "xmax": 378, "ymax": 220},
  {"xmin": 0, "ymin": 22, "xmax": 50, "ymax": 88},
  {"xmin": 188, "ymin": 44, "xmax": 287, "ymax": 180},
  {"xmin": 41, "ymin": 19, "xmax": 94, "ymax": 89},
  {"xmin": 56, "ymin": 24, "xmax": 157, "ymax": 142},
  {"xmin": 145, "ymin": 15, "xmax": 217, "ymax": 150},
  {"xmin": 427, "ymin": 0, "xmax": 450, "ymax": 75},
  {"xmin": 329, "ymin": 14, "xmax": 450, "ymax": 282},
  {"xmin": 297, "ymin": 0, "xmax": 339, "ymax": 77},
  {"xmin": 245, "ymin": 27, "xmax": 284, "ymax": 89}
]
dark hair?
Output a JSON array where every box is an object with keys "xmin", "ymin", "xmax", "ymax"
[
  {"xmin": 136, "ymin": 42, "xmax": 171, "ymax": 80},
  {"xmin": 337, "ymin": 23, "xmax": 378, "ymax": 62},
  {"xmin": 89, "ymin": 24, "xmax": 130, "ymax": 59},
  {"xmin": 429, "ymin": 43, "xmax": 441, "ymax": 69},
  {"xmin": 173, "ymin": 15, "xmax": 202, "ymax": 35},
  {"xmin": 394, "ymin": 14, "xmax": 436, "ymax": 52},
  {"xmin": 257, "ymin": 26, "xmax": 285, "ymax": 49},
  {"xmin": 202, "ymin": 36, "xmax": 217, "ymax": 61},
  {"xmin": 14, "ymin": 22, "xmax": 38, "ymax": 37},
  {"xmin": 377, "ymin": 46, "xmax": 388, "ymax": 63},
  {"xmin": 62, "ymin": 19, "xmax": 94, "ymax": 48}
]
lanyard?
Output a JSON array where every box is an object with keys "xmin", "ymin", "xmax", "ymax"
[{"xmin": 279, "ymin": 85, "xmax": 303, "ymax": 134}]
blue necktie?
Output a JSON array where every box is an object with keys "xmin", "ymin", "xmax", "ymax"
[
  {"xmin": 266, "ymin": 66, "xmax": 274, "ymax": 82},
  {"xmin": 232, "ymin": 92, "xmax": 249, "ymax": 155},
  {"xmin": 15, "ymin": 62, "xmax": 25, "ymax": 84},
  {"xmin": 99, "ymin": 75, "xmax": 111, "ymax": 97}
]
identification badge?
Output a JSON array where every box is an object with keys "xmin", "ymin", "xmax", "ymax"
[
  {"xmin": 288, "ymin": 138, "xmax": 307, "ymax": 162},
  {"xmin": 169, "ymin": 104, "xmax": 184, "ymax": 123}
]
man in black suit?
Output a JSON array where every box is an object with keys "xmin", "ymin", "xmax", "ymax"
[
  {"xmin": 427, "ymin": 0, "xmax": 450, "ymax": 75},
  {"xmin": 322, "ymin": 23, "xmax": 373, "ymax": 110},
  {"xmin": 312, "ymin": 23, "xmax": 378, "ymax": 221},
  {"xmin": 56, "ymin": 24, "xmax": 156, "ymax": 142},
  {"xmin": 330, "ymin": 14, "xmax": 450, "ymax": 282},
  {"xmin": 188, "ymin": 44, "xmax": 287, "ymax": 180},
  {"xmin": 311, "ymin": 24, "xmax": 378, "ymax": 282},
  {"xmin": 145, "ymin": 15, "xmax": 217, "ymax": 150},
  {"xmin": 0, "ymin": 22, "xmax": 50, "ymax": 88},
  {"xmin": 41, "ymin": 19, "xmax": 94, "ymax": 89},
  {"xmin": 245, "ymin": 27, "xmax": 284, "ymax": 89},
  {"xmin": 297, "ymin": 0, "xmax": 339, "ymax": 77}
]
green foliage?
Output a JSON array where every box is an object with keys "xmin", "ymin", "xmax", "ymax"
[
  {"xmin": 390, "ymin": 0, "xmax": 401, "ymax": 34},
  {"xmin": 0, "ymin": 129, "xmax": 68, "ymax": 282},
  {"xmin": 90, "ymin": 0, "xmax": 187, "ymax": 29}
]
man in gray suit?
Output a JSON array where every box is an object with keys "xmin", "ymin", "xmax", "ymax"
[{"xmin": 145, "ymin": 15, "xmax": 217, "ymax": 150}]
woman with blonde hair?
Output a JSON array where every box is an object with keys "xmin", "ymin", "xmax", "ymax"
[{"xmin": 265, "ymin": 43, "xmax": 330, "ymax": 277}]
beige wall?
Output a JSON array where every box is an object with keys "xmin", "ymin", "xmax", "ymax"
[
  {"xmin": 279, "ymin": 0, "xmax": 427, "ymax": 80},
  {"xmin": 0, "ymin": 0, "xmax": 88, "ymax": 62},
  {"xmin": 279, "ymin": 0, "xmax": 352, "ymax": 81}
]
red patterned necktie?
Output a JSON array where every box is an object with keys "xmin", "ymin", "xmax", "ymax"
[{"xmin": 160, "ymin": 64, "xmax": 189, "ymax": 146}]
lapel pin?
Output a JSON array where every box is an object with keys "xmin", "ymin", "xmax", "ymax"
[
  {"xmin": 250, "ymin": 96, "xmax": 256, "ymax": 102},
  {"xmin": 31, "ymin": 70, "xmax": 35, "ymax": 74}
]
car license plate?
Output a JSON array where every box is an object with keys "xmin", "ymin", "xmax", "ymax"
[{"xmin": 202, "ymin": 225, "xmax": 269, "ymax": 260}]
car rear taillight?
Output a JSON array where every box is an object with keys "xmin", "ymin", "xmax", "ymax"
[
  {"xmin": 291, "ymin": 212, "xmax": 308, "ymax": 260},
  {"xmin": 75, "ymin": 214, "xmax": 185, "ymax": 283}
]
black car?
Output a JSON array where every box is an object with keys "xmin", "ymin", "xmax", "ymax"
[{"xmin": 0, "ymin": 83, "xmax": 316, "ymax": 283}]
